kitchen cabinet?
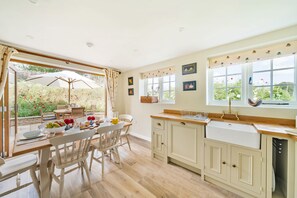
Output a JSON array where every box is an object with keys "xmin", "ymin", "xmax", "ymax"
[
  {"xmin": 167, "ymin": 121, "xmax": 203, "ymax": 168},
  {"xmin": 151, "ymin": 119, "xmax": 167, "ymax": 160},
  {"xmin": 204, "ymin": 139, "xmax": 228, "ymax": 181},
  {"xmin": 204, "ymin": 139, "xmax": 264, "ymax": 197}
]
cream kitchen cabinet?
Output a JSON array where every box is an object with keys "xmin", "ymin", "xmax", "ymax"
[
  {"xmin": 167, "ymin": 121, "xmax": 204, "ymax": 169},
  {"xmin": 151, "ymin": 119, "xmax": 167, "ymax": 160},
  {"xmin": 204, "ymin": 139, "xmax": 264, "ymax": 197}
]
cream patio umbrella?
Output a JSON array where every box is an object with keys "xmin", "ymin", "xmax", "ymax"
[{"xmin": 26, "ymin": 70, "xmax": 100, "ymax": 104}]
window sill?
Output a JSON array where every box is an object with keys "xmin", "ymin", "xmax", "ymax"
[{"xmin": 207, "ymin": 103, "xmax": 297, "ymax": 109}]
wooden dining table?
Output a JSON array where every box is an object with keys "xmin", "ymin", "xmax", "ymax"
[{"xmin": 12, "ymin": 121, "xmax": 132, "ymax": 198}]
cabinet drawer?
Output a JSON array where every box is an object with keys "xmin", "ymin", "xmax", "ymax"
[{"xmin": 153, "ymin": 119, "xmax": 165, "ymax": 130}]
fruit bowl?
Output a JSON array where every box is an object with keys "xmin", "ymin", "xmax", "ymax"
[{"xmin": 45, "ymin": 121, "xmax": 66, "ymax": 134}]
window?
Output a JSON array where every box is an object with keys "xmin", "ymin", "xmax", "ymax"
[
  {"xmin": 144, "ymin": 74, "xmax": 175, "ymax": 103},
  {"xmin": 208, "ymin": 55, "xmax": 296, "ymax": 106},
  {"xmin": 252, "ymin": 56, "xmax": 295, "ymax": 102}
]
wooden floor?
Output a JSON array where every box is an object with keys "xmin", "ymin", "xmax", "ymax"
[{"xmin": 1, "ymin": 136, "xmax": 241, "ymax": 198}]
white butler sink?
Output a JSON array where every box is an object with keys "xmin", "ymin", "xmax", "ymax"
[{"xmin": 206, "ymin": 121, "xmax": 260, "ymax": 149}]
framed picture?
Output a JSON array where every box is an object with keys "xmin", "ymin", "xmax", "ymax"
[
  {"xmin": 182, "ymin": 63, "xmax": 197, "ymax": 75},
  {"xmin": 183, "ymin": 81, "xmax": 196, "ymax": 91},
  {"xmin": 128, "ymin": 77, "xmax": 133, "ymax": 86},
  {"xmin": 128, "ymin": 88, "xmax": 134, "ymax": 95}
]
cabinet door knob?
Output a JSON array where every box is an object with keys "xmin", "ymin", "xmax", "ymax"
[
  {"xmin": 180, "ymin": 122, "xmax": 186, "ymax": 125},
  {"xmin": 157, "ymin": 123, "xmax": 161, "ymax": 126},
  {"xmin": 232, "ymin": 164, "xmax": 237, "ymax": 168},
  {"xmin": 161, "ymin": 142, "xmax": 164, "ymax": 145},
  {"xmin": 222, "ymin": 161, "xmax": 226, "ymax": 165}
]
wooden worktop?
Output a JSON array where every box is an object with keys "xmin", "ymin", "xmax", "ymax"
[
  {"xmin": 151, "ymin": 109, "xmax": 297, "ymax": 141},
  {"xmin": 151, "ymin": 113, "xmax": 210, "ymax": 125}
]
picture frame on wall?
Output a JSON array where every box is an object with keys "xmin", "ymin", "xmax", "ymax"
[
  {"xmin": 183, "ymin": 81, "xmax": 196, "ymax": 91},
  {"xmin": 182, "ymin": 63, "xmax": 197, "ymax": 75},
  {"xmin": 128, "ymin": 88, "xmax": 134, "ymax": 95},
  {"xmin": 128, "ymin": 77, "xmax": 133, "ymax": 86}
]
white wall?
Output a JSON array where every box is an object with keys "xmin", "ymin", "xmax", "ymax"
[{"xmin": 118, "ymin": 25, "xmax": 297, "ymax": 141}]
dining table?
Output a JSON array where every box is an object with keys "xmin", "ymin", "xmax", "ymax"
[{"xmin": 12, "ymin": 121, "xmax": 132, "ymax": 198}]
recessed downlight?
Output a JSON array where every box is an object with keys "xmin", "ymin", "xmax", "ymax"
[
  {"xmin": 26, "ymin": 35, "xmax": 34, "ymax": 39},
  {"xmin": 179, "ymin": 27, "xmax": 185, "ymax": 32},
  {"xmin": 86, "ymin": 42, "xmax": 94, "ymax": 48}
]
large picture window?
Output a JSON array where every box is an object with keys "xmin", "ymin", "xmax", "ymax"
[{"xmin": 208, "ymin": 55, "xmax": 296, "ymax": 106}]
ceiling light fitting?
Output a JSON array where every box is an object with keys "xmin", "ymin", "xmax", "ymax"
[{"xmin": 86, "ymin": 42, "xmax": 94, "ymax": 48}]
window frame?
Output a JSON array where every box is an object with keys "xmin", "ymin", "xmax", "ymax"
[
  {"xmin": 208, "ymin": 55, "xmax": 297, "ymax": 107},
  {"xmin": 144, "ymin": 74, "xmax": 176, "ymax": 104}
]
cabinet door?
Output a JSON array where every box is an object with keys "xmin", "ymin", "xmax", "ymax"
[
  {"xmin": 204, "ymin": 140, "xmax": 228, "ymax": 181},
  {"xmin": 167, "ymin": 121, "xmax": 203, "ymax": 168},
  {"xmin": 230, "ymin": 146, "xmax": 262, "ymax": 194},
  {"xmin": 152, "ymin": 130, "xmax": 166, "ymax": 156}
]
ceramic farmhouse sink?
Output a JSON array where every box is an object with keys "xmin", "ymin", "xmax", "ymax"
[{"xmin": 206, "ymin": 121, "xmax": 260, "ymax": 149}]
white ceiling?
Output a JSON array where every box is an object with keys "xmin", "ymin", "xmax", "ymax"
[{"xmin": 0, "ymin": 0, "xmax": 297, "ymax": 71}]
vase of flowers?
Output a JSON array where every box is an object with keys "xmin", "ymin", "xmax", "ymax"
[
  {"xmin": 87, "ymin": 116, "xmax": 96, "ymax": 125},
  {"xmin": 64, "ymin": 118, "xmax": 74, "ymax": 130}
]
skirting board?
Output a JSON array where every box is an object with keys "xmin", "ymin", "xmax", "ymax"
[{"xmin": 130, "ymin": 132, "xmax": 151, "ymax": 142}]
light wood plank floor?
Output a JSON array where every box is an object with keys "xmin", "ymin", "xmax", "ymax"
[{"xmin": 1, "ymin": 136, "xmax": 241, "ymax": 198}]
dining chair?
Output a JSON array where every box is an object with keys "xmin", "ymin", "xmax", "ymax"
[
  {"xmin": 118, "ymin": 114, "xmax": 133, "ymax": 150},
  {"xmin": 0, "ymin": 154, "xmax": 40, "ymax": 197},
  {"xmin": 49, "ymin": 129, "xmax": 96, "ymax": 197},
  {"xmin": 89, "ymin": 122, "xmax": 125, "ymax": 179}
]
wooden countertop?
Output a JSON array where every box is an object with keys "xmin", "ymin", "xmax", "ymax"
[
  {"xmin": 151, "ymin": 113, "xmax": 297, "ymax": 141},
  {"xmin": 150, "ymin": 113, "xmax": 210, "ymax": 125}
]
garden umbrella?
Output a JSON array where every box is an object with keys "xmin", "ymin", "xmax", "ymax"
[{"xmin": 26, "ymin": 70, "xmax": 100, "ymax": 104}]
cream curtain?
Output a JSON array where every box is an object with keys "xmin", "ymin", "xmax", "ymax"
[
  {"xmin": 0, "ymin": 45, "xmax": 17, "ymax": 99},
  {"xmin": 208, "ymin": 40, "xmax": 297, "ymax": 68},
  {"xmin": 105, "ymin": 68, "xmax": 120, "ymax": 118},
  {"xmin": 141, "ymin": 66, "xmax": 175, "ymax": 79}
]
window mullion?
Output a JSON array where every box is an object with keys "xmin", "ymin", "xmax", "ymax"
[{"xmin": 270, "ymin": 60, "xmax": 273, "ymax": 101}]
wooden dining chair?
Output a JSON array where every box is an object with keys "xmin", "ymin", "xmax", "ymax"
[
  {"xmin": 89, "ymin": 122, "xmax": 125, "ymax": 179},
  {"xmin": 49, "ymin": 129, "xmax": 96, "ymax": 197},
  {"xmin": 118, "ymin": 114, "xmax": 133, "ymax": 150},
  {"xmin": 0, "ymin": 154, "xmax": 40, "ymax": 197}
]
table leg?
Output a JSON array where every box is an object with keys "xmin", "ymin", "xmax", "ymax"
[{"xmin": 39, "ymin": 147, "xmax": 50, "ymax": 198}]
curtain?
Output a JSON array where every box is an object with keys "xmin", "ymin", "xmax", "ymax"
[
  {"xmin": 141, "ymin": 66, "xmax": 175, "ymax": 79},
  {"xmin": 0, "ymin": 45, "xmax": 17, "ymax": 99},
  {"xmin": 208, "ymin": 40, "xmax": 297, "ymax": 68},
  {"xmin": 105, "ymin": 68, "xmax": 120, "ymax": 118}
]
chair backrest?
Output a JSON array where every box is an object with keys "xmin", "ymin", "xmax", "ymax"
[
  {"xmin": 96, "ymin": 122, "xmax": 124, "ymax": 151},
  {"xmin": 49, "ymin": 129, "xmax": 96, "ymax": 166},
  {"xmin": 72, "ymin": 107, "xmax": 85, "ymax": 117},
  {"xmin": 119, "ymin": 114, "xmax": 133, "ymax": 122}
]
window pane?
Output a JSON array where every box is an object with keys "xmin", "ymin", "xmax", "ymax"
[
  {"xmin": 170, "ymin": 91, "xmax": 175, "ymax": 100},
  {"xmin": 170, "ymin": 75, "xmax": 175, "ymax": 81},
  {"xmin": 170, "ymin": 82, "xmax": 175, "ymax": 90},
  {"xmin": 227, "ymin": 75, "xmax": 241, "ymax": 87},
  {"xmin": 213, "ymin": 67, "xmax": 226, "ymax": 76},
  {"xmin": 253, "ymin": 71, "xmax": 271, "ymax": 86},
  {"xmin": 163, "ymin": 82, "xmax": 169, "ymax": 91},
  {"xmin": 253, "ymin": 60, "xmax": 270, "ymax": 72},
  {"xmin": 273, "ymin": 69, "xmax": 294, "ymax": 85},
  {"xmin": 153, "ymin": 77, "xmax": 159, "ymax": 83},
  {"xmin": 163, "ymin": 91, "xmax": 170, "ymax": 100},
  {"xmin": 148, "ymin": 78, "xmax": 153, "ymax": 84},
  {"xmin": 273, "ymin": 86, "xmax": 294, "ymax": 101},
  {"xmin": 214, "ymin": 88, "xmax": 227, "ymax": 100},
  {"xmin": 253, "ymin": 87, "xmax": 271, "ymax": 100},
  {"xmin": 163, "ymin": 76, "xmax": 169, "ymax": 82},
  {"xmin": 227, "ymin": 65, "xmax": 241, "ymax": 75},
  {"xmin": 153, "ymin": 84, "xmax": 159, "ymax": 91},
  {"xmin": 273, "ymin": 55, "xmax": 294, "ymax": 69},
  {"xmin": 213, "ymin": 77, "xmax": 226, "ymax": 88},
  {"xmin": 227, "ymin": 88, "xmax": 241, "ymax": 100}
]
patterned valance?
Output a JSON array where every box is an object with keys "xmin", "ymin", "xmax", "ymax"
[
  {"xmin": 208, "ymin": 40, "xmax": 297, "ymax": 68},
  {"xmin": 141, "ymin": 66, "xmax": 175, "ymax": 79}
]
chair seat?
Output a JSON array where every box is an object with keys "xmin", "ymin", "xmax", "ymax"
[
  {"xmin": 0, "ymin": 154, "xmax": 37, "ymax": 178},
  {"xmin": 52, "ymin": 149, "xmax": 87, "ymax": 168}
]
